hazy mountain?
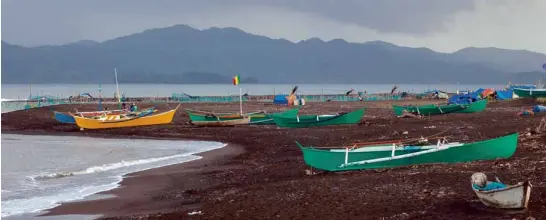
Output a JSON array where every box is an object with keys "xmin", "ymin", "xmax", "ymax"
[
  {"xmin": 2, "ymin": 24, "xmax": 545, "ymax": 84},
  {"xmin": 452, "ymin": 47, "xmax": 546, "ymax": 73}
]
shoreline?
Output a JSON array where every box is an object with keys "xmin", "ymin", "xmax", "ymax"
[
  {"xmin": 1, "ymin": 131, "xmax": 244, "ymax": 219},
  {"xmin": 41, "ymin": 142, "xmax": 245, "ymax": 218},
  {"xmin": 2, "ymin": 100, "xmax": 545, "ymax": 219}
]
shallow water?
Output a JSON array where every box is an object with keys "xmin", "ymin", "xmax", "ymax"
[
  {"xmin": 1, "ymin": 134, "xmax": 225, "ymax": 218},
  {"xmin": 1, "ymin": 83, "xmax": 504, "ymax": 99}
]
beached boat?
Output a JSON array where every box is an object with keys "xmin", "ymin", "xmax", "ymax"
[
  {"xmin": 186, "ymin": 107, "xmax": 300, "ymax": 125},
  {"xmin": 190, "ymin": 117, "xmax": 251, "ymax": 127},
  {"xmin": 53, "ymin": 108, "xmax": 155, "ymax": 124},
  {"xmin": 54, "ymin": 111, "xmax": 78, "ymax": 123},
  {"xmin": 296, "ymin": 133, "xmax": 518, "ymax": 171},
  {"xmin": 473, "ymin": 181, "xmax": 532, "ymax": 209},
  {"xmin": 513, "ymin": 88, "xmax": 546, "ymax": 98},
  {"xmin": 272, "ymin": 108, "xmax": 366, "ymax": 128},
  {"xmin": 73, "ymin": 105, "xmax": 179, "ymax": 130},
  {"xmin": 393, "ymin": 99, "xmax": 487, "ymax": 116},
  {"xmin": 54, "ymin": 110, "xmax": 126, "ymax": 124}
]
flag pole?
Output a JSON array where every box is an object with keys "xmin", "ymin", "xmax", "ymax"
[{"xmin": 239, "ymin": 86, "xmax": 243, "ymax": 115}]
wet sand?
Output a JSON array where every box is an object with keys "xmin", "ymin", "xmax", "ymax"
[{"xmin": 2, "ymin": 99, "xmax": 546, "ymax": 220}]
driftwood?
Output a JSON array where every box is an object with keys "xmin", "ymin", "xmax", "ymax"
[
  {"xmin": 535, "ymin": 116, "xmax": 546, "ymax": 133},
  {"xmin": 398, "ymin": 111, "xmax": 423, "ymax": 119}
]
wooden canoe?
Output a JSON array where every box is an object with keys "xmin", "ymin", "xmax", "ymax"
[
  {"xmin": 272, "ymin": 108, "xmax": 365, "ymax": 128},
  {"xmin": 186, "ymin": 107, "xmax": 300, "ymax": 125},
  {"xmin": 190, "ymin": 117, "xmax": 251, "ymax": 127},
  {"xmin": 472, "ymin": 181, "xmax": 532, "ymax": 209},
  {"xmin": 393, "ymin": 100, "xmax": 487, "ymax": 116},
  {"xmin": 73, "ymin": 105, "xmax": 178, "ymax": 130},
  {"xmin": 296, "ymin": 133, "xmax": 518, "ymax": 171}
]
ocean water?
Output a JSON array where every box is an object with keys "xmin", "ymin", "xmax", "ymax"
[
  {"xmin": 1, "ymin": 83, "xmax": 507, "ymax": 99},
  {"xmin": 1, "ymin": 134, "xmax": 226, "ymax": 218}
]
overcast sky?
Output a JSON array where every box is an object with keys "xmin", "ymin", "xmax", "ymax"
[{"xmin": 2, "ymin": 0, "xmax": 545, "ymax": 53}]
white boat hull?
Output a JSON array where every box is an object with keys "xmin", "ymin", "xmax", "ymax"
[{"xmin": 472, "ymin": 181, "xmax": 532, "ymax": 209}]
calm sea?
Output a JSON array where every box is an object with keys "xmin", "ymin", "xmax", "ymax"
[
  {"xmin": 1, "ymin": 84, "xmax": 507, "ymax": 100},
  {"xmin": 1, "ymin": 134, "xmax": 226, "ymax": 219}
]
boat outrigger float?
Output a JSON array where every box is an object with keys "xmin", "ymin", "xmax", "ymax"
[{"xmin": 296, "ymin": 133, "xmax": 518, "ymax": 172}]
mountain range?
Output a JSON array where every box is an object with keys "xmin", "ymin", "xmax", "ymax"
[{"xmin": 2, "ymin": 24, "xmax": 546, "ymax": 84}]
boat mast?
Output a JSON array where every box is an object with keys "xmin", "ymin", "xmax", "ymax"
[
  {"xmin": 98, "ymin": 84, "xmax": 102, "ymax": 111},
  {"xmin": 114, "ymin": 68, "xmax": 121, "ymax": 103}
]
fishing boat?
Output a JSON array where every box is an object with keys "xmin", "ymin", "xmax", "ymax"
[
  {"xmin": 296, "ymin": 133, "xmax": 518, "ymax": 172},
  {"xmin": 54, "ymin": 108, "xmax": 155, "ymax": 124},
  {"xmin": 186, "ymin": 107, "xmax": 300, "ymax": 125},
  {"xmin": 190, "ymin": 117, "xmax": 251, "ymax": 127},
  {"xmin": 73, "ymin": 105, "xmax": 179, "ymax": 130},
  {"xmin": 272, "ymin": 107, "xmax": 366, "ymax": 128},
  {"xmin": 513, "ymin": 88, "xmax": 546, "ymax": 98},
  {"xmin": 472, "ymin": 181, "xmax": 532, "ymax": 209},
  {"xmin": 393, "ymin": 99, "xmax": 488, "ymax": 116}
]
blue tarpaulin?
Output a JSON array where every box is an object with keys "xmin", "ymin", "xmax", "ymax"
[
  {"xmin": 448, "ymin": 93, "xmax": 481, "ymax": 105},
  {"xmin": 273, "ymin": 94, "xmax": 289, "ymax": 105},
  {"xmin": 496, "ymin": 90, "xmax": 513, "ymax": 100},
  {"xmin": 510, "ymin": 85, "xmax": 536, "ymax": 90},
  {"xmin": 533, "ymin": 105, "xmax": 546, "ymax": 113}
]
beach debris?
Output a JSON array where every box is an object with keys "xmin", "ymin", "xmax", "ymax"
[
  {"xmin": 305, "ymin": 169, "xmax": 316, "ymax": 176},
  {"xmin": 402, "ymin": 131, "xmax": 408, "ymax": 135},
  {"xmin": 534, "ymin": 116, "xmax": 546, "ymax": 133},
  {"xmin": 188, "ymin": 211, "xmax": 203, "ymax": 215},
  {"xmin": 424, "ymin": 125, "xmax": 436, "ymax": 129},
  {"xmin": 398, "ymin": 111, "xmax": 423, "ymax": 118}
]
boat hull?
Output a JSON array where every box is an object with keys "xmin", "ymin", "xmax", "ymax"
[
  {"xmin": 186, "ymin": 108, "xmax": 300, "ymax": 125},
  {"xmin": 73, "ymin": 107, "xmax": 178, "ymax": 129},
  {"xmin": 273, "ymin": 108, "xmax": 366, "ymax": 128},
  {"xmin": 513, "ymin": 88, "xmax": 546, "ymax": 98},
  {"xmin": 54, "ymin": 108, "xmax": 155, "ymax": 124},
  {"xmin": 393, "ymin": 100, "xmax": 487, "ymax": 116},
  {"xmin": 190, "ymin": 117, "xmax": 251, "ymax": 127},
  {"xmin": 297, "ymin": 133, "xmax": 518, "ymax": 171},
  {"xmin": 473, "ymin": 181, "xmax": 532, "ymax": 209},
  {"xmin": 54, "ymin": 111, "xmax": 76, "ymax": 123}
]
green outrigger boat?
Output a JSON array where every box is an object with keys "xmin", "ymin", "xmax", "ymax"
[
  {"xmin": 513, "ymin": 88, "xmax": 546, "ymax": 98},
  {"xmin": 186, "ymin": 107, "xmax": 300, "ymax": 125},
  {"xmin": 393, "ymin": 99, "xmax": 488, "ymax": 116},
  {"xmin": 296, "ymin": 133, "xmax": 518, "ymax": 172},
  {"xmin": 272, "ymin": 107, "xmax": 366, "ymax": 128}
]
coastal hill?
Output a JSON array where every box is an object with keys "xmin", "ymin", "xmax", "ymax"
[{"xmin": 2, "ymin": 24, "xmax": 546, "ymax": 84}]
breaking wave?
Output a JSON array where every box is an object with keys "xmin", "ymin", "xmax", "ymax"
[{"xmin": 29, "ymin": 152, "xmax": 201, "ymax": 181}]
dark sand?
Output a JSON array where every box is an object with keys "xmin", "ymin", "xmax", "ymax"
[{"xmin": 2, "ymin": 99, "xmax": 546, "ymax": 220}]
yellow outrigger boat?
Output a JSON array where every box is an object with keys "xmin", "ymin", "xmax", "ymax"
[{"xmin": 73, "ymin": 104, "xmax": 180, "ymax": 130}]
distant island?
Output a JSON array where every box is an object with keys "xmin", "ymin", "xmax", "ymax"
[{"xmin": 2, "ymin": 24, "xmax": 546, "ymax": 84}]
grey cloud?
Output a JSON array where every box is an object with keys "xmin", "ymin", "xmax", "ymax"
[
  {"xmin": 2, "ymin": 0, "xmax": 477, "ymax": 46},
  {"xmin": 250, "ymin": 0, "xmax": 476, "ymax": 34}
]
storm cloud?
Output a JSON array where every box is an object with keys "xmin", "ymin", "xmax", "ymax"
[{"xmin": 2, "ymin": 0, "xmax": 545, "ymax": 53}]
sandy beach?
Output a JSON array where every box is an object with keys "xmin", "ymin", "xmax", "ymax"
[{"xmin": 2, "ymin": 99, "xmax": 545, "ymax": 220}]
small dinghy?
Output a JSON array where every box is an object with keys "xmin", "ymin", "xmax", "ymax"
[{"xmin": 471, "ymin": 174, "xmax": 532, "ymax": 209}]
